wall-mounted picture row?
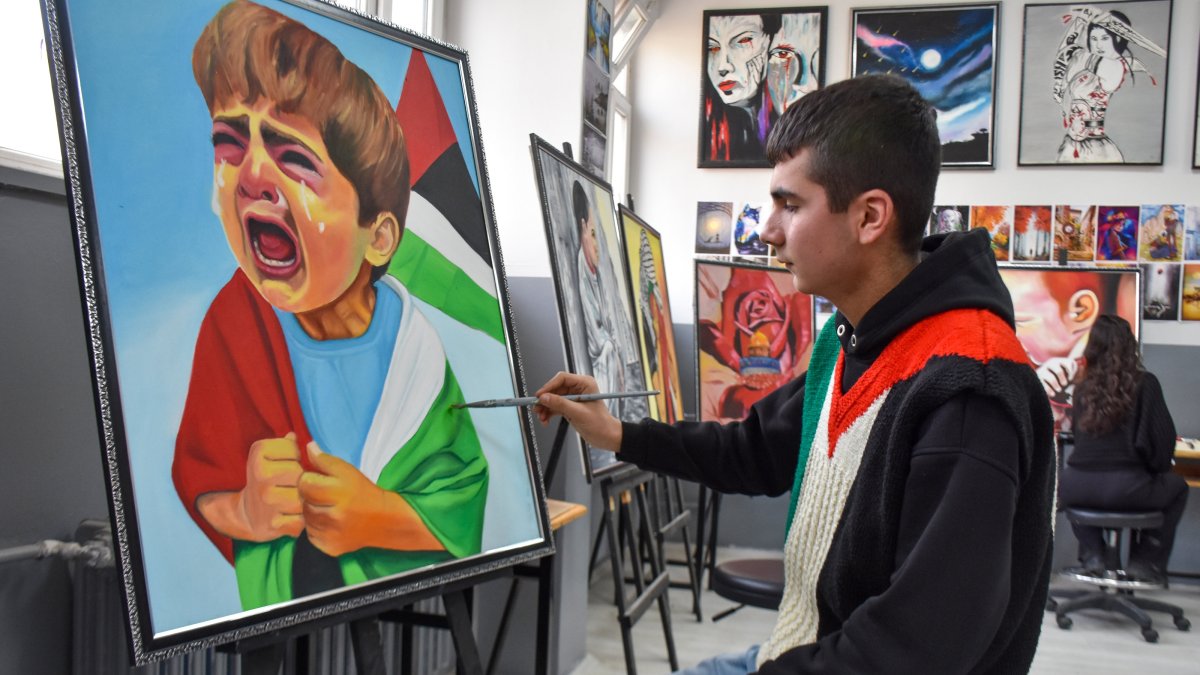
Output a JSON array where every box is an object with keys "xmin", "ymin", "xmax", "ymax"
[
  {"xmin": 700, "ymin": 1, "xmax": 1195, "ymax": 169},
  {"xmin": 928, "ymin": 203, "xmax": 1197, "ymax": 265},
  {"xmin": 694, "ymin": 200, "xmax": 774, "ymax": 256}
]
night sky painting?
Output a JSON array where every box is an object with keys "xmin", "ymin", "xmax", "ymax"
[{"xmin": 853, "ymin": 4, "xmax": 998, "ymax": 167}]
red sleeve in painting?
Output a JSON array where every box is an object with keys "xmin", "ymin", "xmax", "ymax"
[{"xmin": 172, "ymin": 270, "xmax": 311, "ymax": 563}]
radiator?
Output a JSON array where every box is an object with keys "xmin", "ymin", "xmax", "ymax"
[{"xmin": 70, "ymin": 521, "xmax": 456, "ymax": 674}]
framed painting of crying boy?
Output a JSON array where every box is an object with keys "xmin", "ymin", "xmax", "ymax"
[{"xmin": 41, "ymin": 0, "xmax": 550, "ymax": 662}]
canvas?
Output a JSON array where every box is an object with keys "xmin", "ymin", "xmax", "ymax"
[
  {"xmin": 734, "ymin": 201, "xmax": 770, "ymax": 256},
  {"xmin": 694, "ymin": 260, "xmax": 813, "ymax": 423},
  {"xmin": 581, "ymin": 122, "xmax": 607, "ymax": 178},
  {"xmin": 1018, "ymin": 1, "xmax": 1171, "ymax": 165},
  {"xmin": 531, "ymin": 135, "xmax": 647, "ymax": 481},
  {"xmin": 1096, "ymin": 205, "xmax": 1141, "ymax": 261},
  {"xmin": 1141, "ymin": 263, "xmax": 1180, "ymax": 321},
  {"xmin": 1186, "ymin": 206, "xmax": 1200, "ymax": 261},
  {"xmin": 583, "ymin": 58, "xmax": 610, "ymax": 134},
  {"xmin": 698, "ymin": 7, "xmax": 827, "ymax": 168},
  {"xmin": 587, "ymin": 0, "xmax": 612, "ymax": 74},
  {"xmin": 41, "ymin": 0, "xmax": 550, "ymax": 662},
  {"xmin": 1183, "ymin": 264, "xmax": 1200, "ymax": 320},
  {"xmin": 972, "ymin": 205, "xmax": 1012, "ymax": 261},
  {"xmin": 852, "ymin": 3, "xmax": 999, "ymax": 167},
  {"xmin": 1012, "ymin": 206, "xmax": 1053, "ymax": 262},
  {"xmin": 1137, "ymin": 204, "xmax": 1184, "ymax": 262},
  {"xmin": 619, "ymin": 207, "xmax": 684, "ymax": 424},
  {"xmin": 929, "ymin": 204, "xmax": 971, "ymax": 235},
  {"xmin": 1053, "ymin": 205, "xmax": 1097, "ymax": 262},
  {"xmin": 696, "ymin": 201, "xmax": 734, "ymax": 254},
  {"xmin": 998, "ymin": 266, "xmax": 1139, "ymax": 433}
]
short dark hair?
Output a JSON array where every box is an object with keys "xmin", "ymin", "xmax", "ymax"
[
  {"xmin": 765, "ymin": 75, "xmax": 940, "ymax": 254},
  {"xmin": 571, "ymin": 180, "xmax": 590, "ymax": 231}
]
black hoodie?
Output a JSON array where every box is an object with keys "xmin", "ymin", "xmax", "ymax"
[{"xmin": 619, "ymin": 229, "xmax": 1056, "ymax": 674}]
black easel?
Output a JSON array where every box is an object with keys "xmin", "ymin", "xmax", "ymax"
[
  {"xmin": 599, "ymin": 465, "xmax": 679, "ymax": 675},
  {"xmin": 229, "ymin": 573, "xmax": 500, "ymax": 675}
]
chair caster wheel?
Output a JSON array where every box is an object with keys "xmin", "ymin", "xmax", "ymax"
[
  {"xmin": 1141, "ymin": 628, "xmax": 1158, "ymax": 643},
  {"xmin": 1174, "ymin": 617, "xmax": 1190, "ymax": 631},
  {"xmin": 1056, "ymin": 614, "xmax": 1072, "ymax": 629},
  {"xmin": 1045, "ymin": 597, "xmax": 1058, "ymax": 612}
]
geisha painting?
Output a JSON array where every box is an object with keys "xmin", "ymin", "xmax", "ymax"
[
  {"xmin": 695, "ymin": 260, "xmax": 813, "ymax": 423},
  {"xmin": 43, "ymin": 0, "xmax": 547, "ymax": 661},
  {"xmin": 1019, "ymin": 1, "xmax": 1171, "ymax": 165}
]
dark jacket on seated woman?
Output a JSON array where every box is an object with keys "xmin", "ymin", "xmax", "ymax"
[{"xmin": 1058, "ymin": 316, "xmax": 1187, "ymax": 581}]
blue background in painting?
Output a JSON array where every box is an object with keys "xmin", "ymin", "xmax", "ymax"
[{"xmin": 63, "ymin": 0, "xmax": 534, "ymax": 635}]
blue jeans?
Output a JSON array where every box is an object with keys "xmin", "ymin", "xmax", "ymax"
[{"xmin": 673, "ymin": 644, "xmax": 759, "ymax": 675}]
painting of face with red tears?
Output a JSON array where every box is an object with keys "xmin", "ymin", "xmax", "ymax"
[{"xmin": 695, "ymin": 260, "xmax": 814, "ymax": 422}]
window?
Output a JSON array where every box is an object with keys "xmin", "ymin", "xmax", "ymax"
[
  {"xmin": 0, "ymin": 1, "xmax": 62, "ymax": 176},
  {"xmin": 608, "ymin": 73, "xmax": 632, "ymax": 205}
]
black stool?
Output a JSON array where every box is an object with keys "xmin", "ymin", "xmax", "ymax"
[
  {"xmin": 710, "ymin": 557, "xmax": 784, "ymax": 621},
  {"xmin": 1054, "ymin": 508, "xmax": 1190, "ymax": 642}
]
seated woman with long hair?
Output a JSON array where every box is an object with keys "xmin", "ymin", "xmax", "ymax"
[{"xmin": 1058, "ymin": 315, "xmax": 1187, "ymax": 581}]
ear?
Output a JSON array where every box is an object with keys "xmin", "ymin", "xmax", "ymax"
[
  {"xmin": 364, "ymin": 212, "xmax": 401, "ymax": 267},
  {"xmin": 1065, "ymin": 289, "xmax": 1099, "ymax": 331},
  {"xmin": 853, "ymin": 188, "xmax": 895, "ymax": 246}
]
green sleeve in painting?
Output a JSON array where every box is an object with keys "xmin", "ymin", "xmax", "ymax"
[
  {"xmin": 339, "ymin": 361, "xmax": 490, "ymax": 584},
  {"xmin": 232, "ymin": 362, "xmax": 489, "ymax": 606},
  {"xmin": 389, "ymin": 231, "xmax": 506, "ymax": 344}
]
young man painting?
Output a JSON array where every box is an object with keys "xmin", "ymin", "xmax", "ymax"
[{"xmin": 536, "ymin": 75, "xmax": 1055, "ymax": 674}]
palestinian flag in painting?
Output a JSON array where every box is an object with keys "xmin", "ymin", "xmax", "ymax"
[{"xmin": 391, "ymin": 51, "xmax": 504, "ymax": 344}]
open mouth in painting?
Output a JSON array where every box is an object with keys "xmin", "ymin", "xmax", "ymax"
[{"xmin": 245, "ymin": 214, "xmax": 301, "ymax": 279}]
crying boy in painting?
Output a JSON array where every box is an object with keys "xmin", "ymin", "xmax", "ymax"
[{"xmin": 172, "ymin": 0, "xmax": 488, "ymax": 611}]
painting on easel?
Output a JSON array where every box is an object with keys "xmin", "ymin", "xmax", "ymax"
[{"xmin": 42, "ymin": 0, "xmax": 550, "ymax": 662}]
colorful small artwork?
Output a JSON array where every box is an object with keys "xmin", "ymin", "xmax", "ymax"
[
  {"xmin": 1053, "ymin": 205, "xmax": 1097, "ymax": 262},
  {"xmin": 696, "ymin": 201, "xmax": 733, "ymax": 254},
  {"xmin": 1183, "ymin": 264, "xmax": 1200, "ymax": 320},
  {"xmin": 929, "ymin": 204, "xmax": 970, "ymax": 235},
  {"xmin": 734, "ymin": 201, "xmax": 769, "ymax": 256},
  {"xmin": 586, "ymin": 0, "xmax": 611, "ymax": 74},
  {"xmin": 1186, "ymin": 206, "xmax": 1200, "ymax": 261},
  {"xmin": 1141, "ymin": 263, "xmax": 1180, "ymax": 321},
  {"xmin": 972, "ymin": 205, "xmax": 1012, "ymax": 261},
  {"xmin": 1012, "ymin": 206, "xmax": 1053, "ymax": 262},
  {"xmin": 695, "ymin": 260, "xmax": 813, "ymax": 423},
  {"xmin": 1138, "ymin": 204, "xmax": 1184, "ymax": 262},
  {"xmin": 1096, "ymin": 205, "xmax": 1140, "ymax": 261}
]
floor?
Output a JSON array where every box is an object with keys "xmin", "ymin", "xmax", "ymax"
[{"xmin": 574, "ymin": 544, "xmax": 1200, "ymax": 674}]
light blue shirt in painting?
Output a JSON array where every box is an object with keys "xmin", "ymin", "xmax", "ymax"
[{"xmin": 274, "ymin": 280, "xmax": 402, "ymax": 468}]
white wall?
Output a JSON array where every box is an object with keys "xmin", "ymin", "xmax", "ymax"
[
  {"xmin": 445, "ymin": 0, "xmax": 614, "ymax": 278},
  {"xmin": 629, "ymin": 0, "xmax": 1200, "ymax": 346}
]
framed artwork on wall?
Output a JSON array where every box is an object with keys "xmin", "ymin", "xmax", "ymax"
[
  {"xmin": 41, "ymin": 0, "xmax": 551, "ymax": 662},
  {"xmin": 972, "ymin": 205, "xmax": 1013, "ymax": 261},
  {"xmin": 1018, "ymin": 0, "xmax": 1172, "ymax": 166},
  {"xmin": 619, "ymin": 206, "xmax": 684, "ymax": 424},
  {"xmin": 698, "ymin": 6, "xmax": 828, "ymax": 168},
  {"xmin": 694, "ymin": 259, "xmax": 814, "ymax": 423},
  {"xmin": 1193, "ymin": 42, "xmax": 1200, "ymax": 169},
  {"xmin": 530, "ymin": 134, "xmax": 648, "ymax": 481},
  {"xmin": 851, "ymin": 3, "xmax": 1000, "ymax": 168},
  {"xmin": 997, "ymin": 265, "xmax": 1140, "ymax": 432}
]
